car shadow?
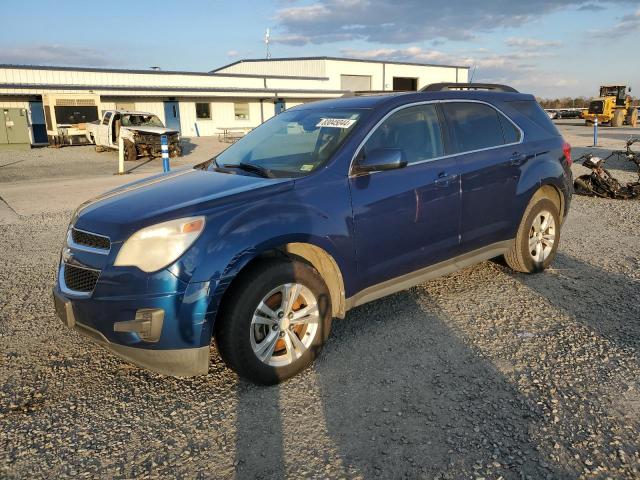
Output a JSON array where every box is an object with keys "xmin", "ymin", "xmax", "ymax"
[
  {"xmin": 507, "ymin": 252, "xmax": 640, "ymax": 356},
  {"xmin": 231, "ymin": 286, "xmax": 574, "ymax": 479},
  {"xmin": 180, "ymin": 138, "xmax": 198, "ymax": 156}
]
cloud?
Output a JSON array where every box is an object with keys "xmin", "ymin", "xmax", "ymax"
[
  {"xmin": 226, "ymin": 49, "xmax": 240, "ymax": 57},
  {"xmin": 577, "ymin": 3, "xmax": 606, "ymax": 11},
  {"xmin": 0, "ymin": 44, "xmax": 113, "ymax": 67},
  {"xmin": 275, "ymin": 0, "xmax": 635, "ymax": 44},
  {"xmin": 337, "ymin": 45, "xmax": 573, "ymax": 95},
  {"xmin": 505, "ymin": 37, "xmax": 562, "ymax": 49},
  {"xmin": 586, "ymin": 8, "xmax": 640, "ymax": 38}
]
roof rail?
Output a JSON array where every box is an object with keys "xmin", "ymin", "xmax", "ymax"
[
  {"xmin": 342, "ymin": 90, "xmax": 407, "ymax": 97},
  {"xmin": 421, "ymin": 83, "xmax": 519, "ymax": 93}
]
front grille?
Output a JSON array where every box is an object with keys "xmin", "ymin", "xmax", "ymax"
[
  {"xmin": 71, "ymin": 228, "xmax": 110, "ymax": 250},
  {"xmin": 63, "ymin": 264, "xmax": 100, "ymax": 293}
]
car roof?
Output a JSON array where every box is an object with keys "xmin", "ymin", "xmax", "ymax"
[
  {"xmin": 294, "ymin": 90, "xmax": 535, "ymax": 111},
  {"xmin": 112, "ymin": 110, "xmax": 158, "ymax": 115}
]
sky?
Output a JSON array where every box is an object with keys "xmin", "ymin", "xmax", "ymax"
[{"xmin": 1, "ymin": 0, "xmax": 639, "ymax": 98}]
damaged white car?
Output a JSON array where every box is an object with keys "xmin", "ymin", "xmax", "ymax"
[{"xmin": 86, "ymin": 110, "xmax": 182, "ymax": 161}]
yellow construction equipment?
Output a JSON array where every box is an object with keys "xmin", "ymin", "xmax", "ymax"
[{"xmin": 584, "ymin": 85, "xmax": 638, "ymax": 127}]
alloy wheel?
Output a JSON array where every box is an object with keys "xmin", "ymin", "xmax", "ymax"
[
  {"xmin": 528, "ymin": 210, "xmax": 556, "ymax": 263},
  {"xmin": 250, "ymin": 283, "xmax": 320, "ymax": 367}
]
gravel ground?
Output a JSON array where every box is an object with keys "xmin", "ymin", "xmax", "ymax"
[{"xmin": 1, "ymin": 123, "xmax": 639, "ymax": 479}]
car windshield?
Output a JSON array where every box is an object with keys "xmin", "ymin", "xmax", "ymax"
[
  {"xmin": 121, "ymin": 114, "xmax": 164, "ymax": 127},
  {"xmin": 211, "ymin": 108, "xmax": 363, "ymax": 178}
]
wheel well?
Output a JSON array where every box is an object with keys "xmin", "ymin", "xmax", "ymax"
[
  {"xmin": 220, "ymin": 243, "xmax": 346, "ymax": 320},
  {"xmin": 535, "ymin": 184, "xmax": 564, "ymax": 220}
]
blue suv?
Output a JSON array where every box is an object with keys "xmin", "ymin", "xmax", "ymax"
[{"xmin": 54, "ymin": 83, "xmax": 573, "ymax": 384}]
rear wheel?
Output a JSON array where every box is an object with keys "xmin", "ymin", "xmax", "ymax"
[
  {"xmin": 628, "ymin": 108, "xmax": 638, "ymax": 127},
  {"xmin": 214, "ymin": 259, "xmax": 332, "ymax": 385},
  {"xmin": 504, "ymin": 197, "xmax": 560, "ymax": 273},
  {"xmin": 612, "ymin": 109, "xmax": 625, "ymax": 127}
]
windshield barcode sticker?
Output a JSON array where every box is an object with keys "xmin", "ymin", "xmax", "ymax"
[{"xmin": 316, "ymin": 118, "xmax": 356, "ymax": 129}]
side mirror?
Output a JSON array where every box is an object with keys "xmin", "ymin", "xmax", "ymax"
[{"xmin": 354, "ymin": 148, "xmax": 407, "ymax": 174}]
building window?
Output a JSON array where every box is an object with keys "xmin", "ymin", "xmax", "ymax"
[
  {"xmin": 340, "ymin": 74, "xmax": 372, "ymax": 91},
  {"xmin": 234, "ymin": 102, "xmax": 250, "ymax": 120},
  {"xmin": 196, "ymin": 102, "xmax": 211, "ymax": 119}
]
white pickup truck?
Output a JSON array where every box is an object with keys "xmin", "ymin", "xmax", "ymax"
[{"xmin": 86, "ymin": 110, "xmax": 181, "ymax": 161}]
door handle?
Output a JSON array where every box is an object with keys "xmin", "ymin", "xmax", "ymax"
[
  {"xmin": 434, "ymin": 172, "xmax": 458, "ymax": 187},
  {"xmin": 509, "ymin": 152, "xmax": 527, "ymax": 166}
]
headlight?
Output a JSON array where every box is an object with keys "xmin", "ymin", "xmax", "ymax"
[{"xmin": 114, "ymin": 216, "xmax": 205, "ymax": 272}]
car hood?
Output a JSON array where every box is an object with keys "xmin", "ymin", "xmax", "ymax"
[
  {"xmin": 122, "ymin": 126, "xmax": 179, "ymax": 135},
  {"xmin": 73, "ymin": 168, "xmax": 293, "ymax": 241}
]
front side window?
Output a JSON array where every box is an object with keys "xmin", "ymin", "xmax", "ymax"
[
  {"xmin": 361, "ymin": 104, "xmax": 444, "ymax": 165},
  {"xmin": 196, "ymin": 103, "xmax": 211, "ymax": 119},
  {"xmin": 210, "ymin": 108, "xmax": 363, "ymax": 178},
  {"xmin": 442, "ymin": 102, "xmax": 507, "ymax": 153}
]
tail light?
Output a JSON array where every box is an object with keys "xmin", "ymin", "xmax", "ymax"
[{"xmin": 562, "ymin": 142, "xmax": 572, "ymax": 166}]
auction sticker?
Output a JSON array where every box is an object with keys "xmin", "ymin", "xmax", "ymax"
[{"xmin": 316, "ymin": 118, "xmax": 356, "ymax": 129}]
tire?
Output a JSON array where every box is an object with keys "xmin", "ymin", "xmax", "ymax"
[
  {"xmin": 574, "ymin": 176, "xmax": 594, "ymax": 196},
  {"xmin": 503, "ymin": 197, "xmax": 561, "ymax": 273},
  {"xmin": 214, "ymin": 258, "xmax": 332, "ymax": 385},
  {"xmin": 124, "ymin": 140, "xmax": 138, "ymax": 161},
  {"xmin": 612, "ymin": 109, "xmax": 625, "ymax": 127},
  {"xmin": 628, "ymin": 108, "xmax": 638, "ymax": 127}
]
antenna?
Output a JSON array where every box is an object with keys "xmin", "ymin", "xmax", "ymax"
[
  {"xmin": 469, "ymin": 65, "xmax": 478, "ymax": 83},
  {"xmin": 265, "ymin": 28, "xmax": 271, "ymax": 59}
]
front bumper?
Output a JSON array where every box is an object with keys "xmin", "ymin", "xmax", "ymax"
[
  {"xmin": 139, "ymin": 142, "xmax": 181, "ymax": 158},
  {"xmin": 53, "ymin": 279, "xmax": 212, "ymax": 377}
]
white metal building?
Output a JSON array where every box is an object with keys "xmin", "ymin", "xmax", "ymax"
[{"xmin": 0, "ymin": 57, "xmax": 468, "ymax": 146}]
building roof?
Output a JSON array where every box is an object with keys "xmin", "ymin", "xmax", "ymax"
[
  {"xmin": 0, "ymin": 64, "xmax": 328, "ymax": 81},
  {"xmin": 212, "ymin": 56, "xmax": 470, "ymax": 73}
]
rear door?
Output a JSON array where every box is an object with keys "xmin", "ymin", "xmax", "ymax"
[
  {"xmin": 349, "ymin": 103, "xmax": 461, "ymax": 290},
  {"xmin": 441, "ymin": 101, "xmax": 525, "ymax": 252}
]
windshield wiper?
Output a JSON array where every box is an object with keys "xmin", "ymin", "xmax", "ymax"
[{"xmin": 221, "ymin": 162, "xmax": 272, "ymax": 178}]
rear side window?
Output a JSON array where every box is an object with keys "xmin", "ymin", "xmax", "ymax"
[
  {"xmin": 508, "ymin": 100, "xmax": 560, "ymax": 136},
  {"xmin": 499, "ymin": 114, "xmax": 521, "ymax": 144},
  {"xmin": 362, "ymin": 104, "xmax": 444, "ymax": 165},
  {"xmin": 442, "ymin": 102, "xmax": 506, "ymax": 153}
]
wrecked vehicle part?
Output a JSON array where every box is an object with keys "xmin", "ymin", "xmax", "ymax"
[
  {"xmin": 573, "ymin": 139, "xmax": 640, "ymax": 199},
  {"xmin": 86, "ymin": 110, "xmax": 182, "ymax": 160}
]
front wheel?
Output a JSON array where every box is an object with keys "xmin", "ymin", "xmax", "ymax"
[
  {"xmin": 214, "ymin": 259, "xmax": 332, "ymax": 385},
  {"xmin": 123, "ymin": 140, "xmax": 138, "ymax": 161},
  {"xmin": 503, "ymin": 197, "xmax": 561, "ymax": 273}
]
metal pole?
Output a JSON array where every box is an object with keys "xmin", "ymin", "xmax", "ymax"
[
  {"xmin": 161, "ymin": 135, "xmax": 170, "ymax": 172},
  {"xmin": 593, "ymin": 116, "xmax": 599, "ymax": 147},
  {"xmin": 118, "ymin": 135, "xmax": 125, "ymax": 174}
]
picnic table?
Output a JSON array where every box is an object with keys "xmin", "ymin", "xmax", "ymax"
[{"xmin": 218, "ymin": 127, "xmax": 251, "ymax": 143}]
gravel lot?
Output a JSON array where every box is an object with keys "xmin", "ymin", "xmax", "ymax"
[{"xmin": 1, "ymin": 123, "xmax": 639, "ymax": 479}]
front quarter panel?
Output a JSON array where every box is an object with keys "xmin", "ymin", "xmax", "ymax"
[{"xmin": 169, "ymin": 168, "xmax": 356, "ymax": 312}]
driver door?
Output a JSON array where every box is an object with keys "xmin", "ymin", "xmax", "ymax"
[{"xmin": 349, "ymin": 104, "xmax": 461, "ymax": 291}]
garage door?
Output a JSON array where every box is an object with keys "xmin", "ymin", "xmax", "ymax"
[{"xmin": 340, "ymin": 75, "xmax": 372, "ymax": 91}]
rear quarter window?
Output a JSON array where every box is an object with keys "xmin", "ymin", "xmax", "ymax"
[
  {"xmin": 442, "ymin": 102, "xmax": 505, "ymax": 153},
  {"xmin": 507, "ymin": 100, "xmax": 560, "ymax": 136}
]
